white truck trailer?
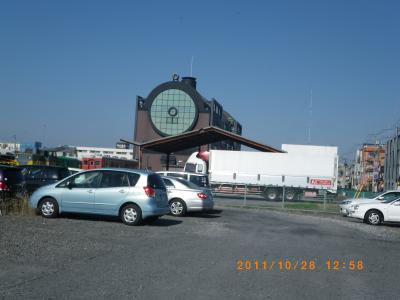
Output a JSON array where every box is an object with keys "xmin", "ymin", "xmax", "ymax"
[{"xmin": 184, "ymin": 145, "xmax": 338, "ymax": 201}]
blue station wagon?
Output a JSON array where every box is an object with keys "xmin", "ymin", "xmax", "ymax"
[{"xmin": 29, "ymin": 169, "xmax": 169, "ymax": 225}]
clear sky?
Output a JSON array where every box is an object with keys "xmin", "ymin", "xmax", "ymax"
[{"xmin": 1, "ymin": 0, "xmax": 399, "ymax": 161}]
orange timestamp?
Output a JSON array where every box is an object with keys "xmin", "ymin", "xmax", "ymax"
[{"xmin": 236, "ymin": 259, "xmax": 365, "ymax": 271}]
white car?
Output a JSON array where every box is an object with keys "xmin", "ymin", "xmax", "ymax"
[
  {"xmin": 348, "ymin": 197, "xmax": 400, "ymax": 225},
  {"xmin": 339, "ymin": 191, "xmax": 400, "ymax": 216}
]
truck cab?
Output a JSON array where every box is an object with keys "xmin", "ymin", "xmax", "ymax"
[{"xmin": 183, "ymin": 152, "xmax": 207, "ymax": 175}]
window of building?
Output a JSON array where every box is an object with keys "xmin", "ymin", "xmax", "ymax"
[{"xmin": 160, "ymin": 155, "xmax": 177, "ymax": 166}]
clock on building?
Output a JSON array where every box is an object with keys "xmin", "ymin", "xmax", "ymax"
[{"xmin": 149, "ymin": 88, "xmax": 198, "ymax": 136}]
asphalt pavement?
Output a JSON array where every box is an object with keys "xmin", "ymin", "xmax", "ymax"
[{"xmin": 1, "ymin": 207, "xmax": 400, "ymax": 299}]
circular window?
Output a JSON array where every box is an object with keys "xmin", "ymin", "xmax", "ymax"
[{"xmin": 149, "ymin": 89, "xmax": 197, "ymax": 136}]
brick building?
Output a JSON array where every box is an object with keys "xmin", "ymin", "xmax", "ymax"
[
  {"xmin": 133, "ymin": 75, "xmax": 242, "ymax": 170},
  {"xmin": 353, "ymin": 144, "xmax": 385, "ymax": 192}
]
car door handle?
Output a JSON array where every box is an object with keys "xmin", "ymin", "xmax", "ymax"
[
  {"xmin": 119, "ymin": 189, "xmax": 127, "ymax": 193},
  {"xmin": 87, "ymin": 189, "xmax": 94, "ymax": 194}
]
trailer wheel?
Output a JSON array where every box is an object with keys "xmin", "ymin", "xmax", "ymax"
[
  {"xmin": 263, "ymin": 188, "xmax": 279, "ymax": 201},
  {"xmin": 285, "ymin": 190, "xmax": 296, "ymax": 201}
]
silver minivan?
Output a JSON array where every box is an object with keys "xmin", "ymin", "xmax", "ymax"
[{"xmin": 29, "ymin": 169, "xmax": 170, "ymax": 225}]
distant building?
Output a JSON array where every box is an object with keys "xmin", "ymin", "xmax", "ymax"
[
  {"xmin": 0, "ymin": 141, "xmax": 41, "ymax": 156},
  {"xmin": 0, "ymin": 142, "xmax": 20, "ymax": 155},
  {"xmin": 353, "ymin": 144, "xmax": 385, "ymax": 192},
  {"xmin": 338, "ymin": 162, "xmax": 352, "ymax": 189},
  {"xmin": 384, "ymin": 130, "xmax": 400, "ymax": 191},
  {"xmin": 134, "ymin": 75, "xmax": 242, "ymax": 170},
  {"xmin": 44, "ymin": 145, "xmax": 133, "ymax": 160},
  {"xmin": 75, "ymin": 146, "xmax": 133, "ymax": 160}
]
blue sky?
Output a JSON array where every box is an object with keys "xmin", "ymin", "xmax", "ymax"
[{"xmin": 1, "ymin": 0, "xmax": 399, "ymax": 161}]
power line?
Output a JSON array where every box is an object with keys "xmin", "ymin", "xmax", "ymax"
[{"xmin": 340, "ymin": 117, "xmax": 400, "ymax": 163}]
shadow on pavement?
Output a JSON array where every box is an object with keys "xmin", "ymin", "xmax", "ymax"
[
  {"xmin": 383, "ymin": 222, "xmax": 400, "ymax": 228},
  {"xmin": 144, "ymin": 218, "xmax": 182, "ymax": 227},
  {"xmin": 185, "ymin": 209, "xmax": 223, "ymax": 219},
  {"xmin": 59, "ymin": 213, "xmax": 120, "ymax": 223},
  {"xmin": 59, "ymin": 213, "xmax": 182, "ymax": 227}
]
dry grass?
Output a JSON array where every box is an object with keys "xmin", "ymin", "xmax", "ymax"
[{"xmin": 0, "ymin": 196, "xmax": 36, "ymax": 216}]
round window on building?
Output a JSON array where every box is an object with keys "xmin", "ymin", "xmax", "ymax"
[{"xmin": 149, "ymin": 89, "xmax": 197, "ymax": 136}]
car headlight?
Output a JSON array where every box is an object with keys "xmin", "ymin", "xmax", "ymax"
[{"xmin": 354, "ymin": 205, "xmax": 359, "ymax": 210}]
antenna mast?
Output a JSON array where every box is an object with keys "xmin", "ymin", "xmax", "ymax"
[
  {"xmin": 190, "ymin": 56, "xmax": 194, "ymax": 76},
  {"xmin": 308, "ymin": 89, "xmax": 313, "ymax": 144}
]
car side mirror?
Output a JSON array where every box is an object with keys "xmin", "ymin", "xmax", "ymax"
[
  {"xmin": 377, "ymin": 196, "xmax": 384, "ymax": 200},
  {"xmin": 67, "ymin": 182, "xmax": 74, "ymax": 189},
  {"xmin": 393, "ymin": 201, "xmax": 400, "ymax": 206}
]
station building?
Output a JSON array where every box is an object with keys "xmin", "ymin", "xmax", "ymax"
[{"xmin": 134, "ymin": 75, "xmax": 242, "ymax": 170}]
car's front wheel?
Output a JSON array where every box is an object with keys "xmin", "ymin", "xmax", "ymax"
[
  {"xmin": 38, "ymin": 197, "xmax": 59, "ymax": 218},
  {"xmin": 169, "ymin": 199, "xmax": 186, "ymax": 217},
  {"xmin": 120, "ymin": 204, "xmax": 142, "ymax": 226},
  {"xmin": 364, "ymin": 210, "xmax": 383, "ymax": 225}
]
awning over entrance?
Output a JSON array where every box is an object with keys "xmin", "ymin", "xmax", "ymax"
[{"xmin": 121, "ymin": 126, "xmax": 283, "ymax": 169}]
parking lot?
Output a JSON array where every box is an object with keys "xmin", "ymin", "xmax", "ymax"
[{"xmin": 1, "ymin": 205, "xmax": 400, "ymax": 299}]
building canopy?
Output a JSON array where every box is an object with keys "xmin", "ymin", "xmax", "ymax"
[{"xmin": 121, "ymin": 126, "xmax": 283, "ymax": 154}]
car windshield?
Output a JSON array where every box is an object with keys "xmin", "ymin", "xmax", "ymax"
[
  {"xmin": 184, "ymin": 163, "xmax": 196, "ymax": 173},
  {"xmin": 383, "ymin": 197, "xmax": 400, "ymax": 204},
  {"xmin": 376, "ymin": 192, "xmax": 400, "ymax": 202},
  {"xmin": 373, "ymin": 192, "xmax": 385, "ymax": 199},
  {"xmin": 174, "ymin": 177, "xmax": 201, "ymax": 190}
]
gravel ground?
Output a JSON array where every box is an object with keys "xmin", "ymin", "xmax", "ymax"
[{"xmin": 1, "ymin": 207, "xmax": 400, "ymax": 299}]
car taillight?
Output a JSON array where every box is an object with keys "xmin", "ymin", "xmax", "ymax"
[
  {"xmin": 197, "ymin": 192, "xmax": 208, "ymax": 200},
  {"xmin": 143, "ymin": 186, "xmax": 156, "ymax": 197},
  {"xmin": 0, "ymin": 181, "xmax": 7, "ymax": 191}
]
